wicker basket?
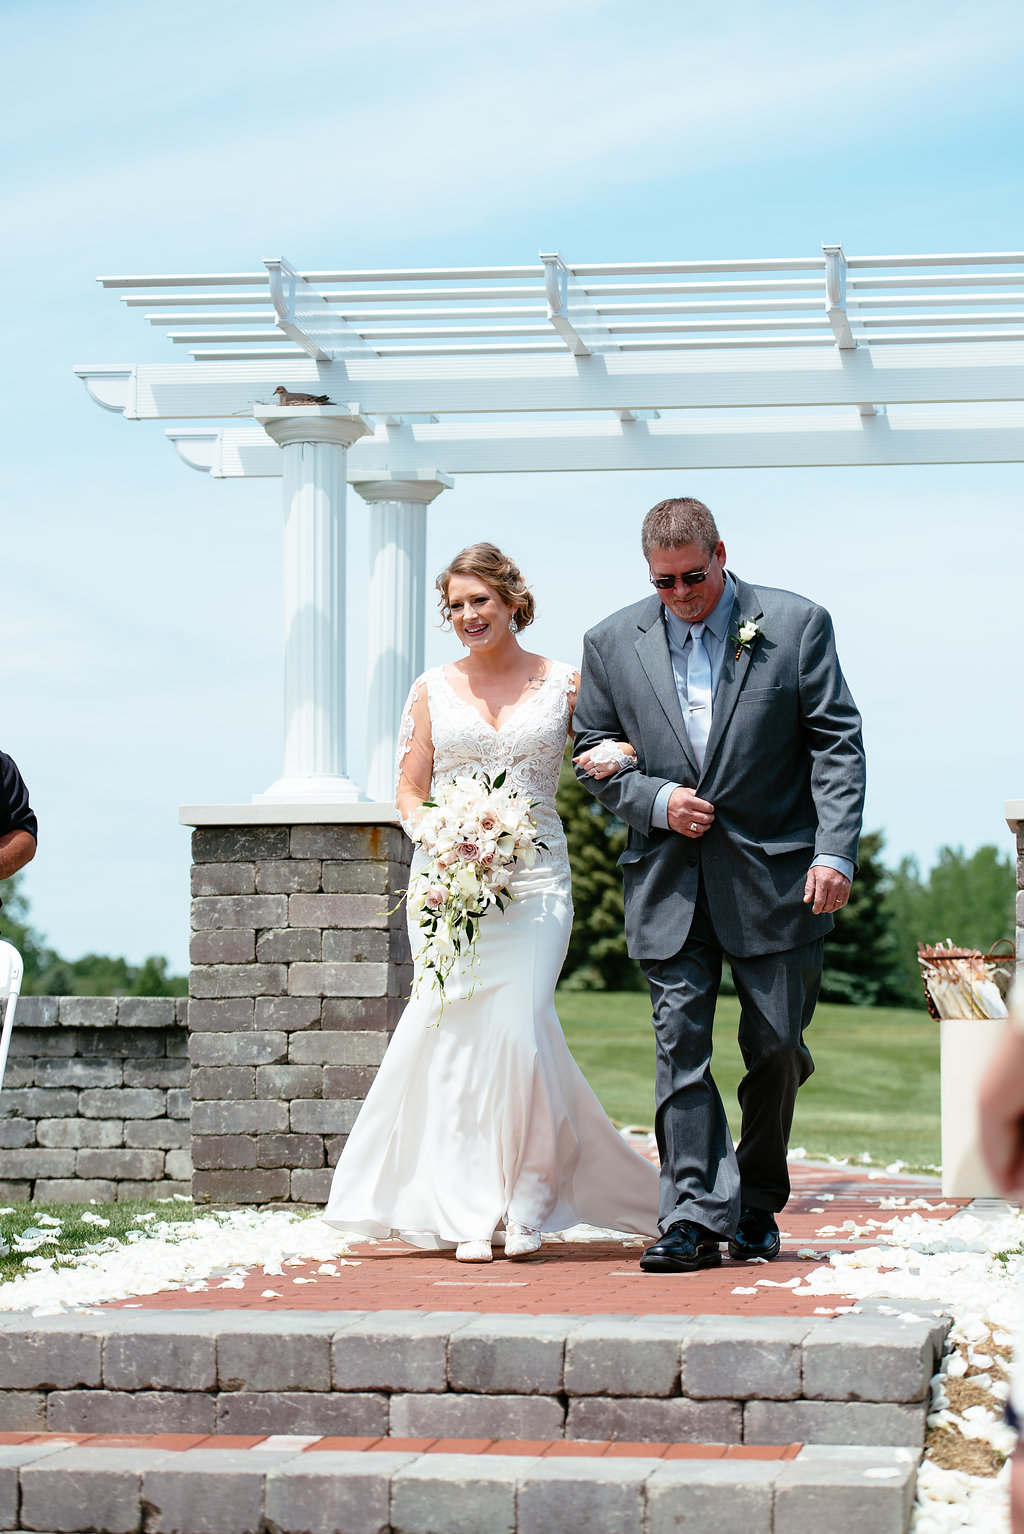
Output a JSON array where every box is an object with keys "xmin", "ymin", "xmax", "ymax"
[{"xmin": 917, "ymin": 939, "xmax": 1015, "ymax": 1021}]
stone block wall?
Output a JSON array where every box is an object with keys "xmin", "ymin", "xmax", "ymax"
[
  {"xmin": 0, "ymin": 997, "xmax": 190, "ymax": 1202},
  {"xmin": 188, "ymin": 820, "xmax": 412, "ymax": 1205}
]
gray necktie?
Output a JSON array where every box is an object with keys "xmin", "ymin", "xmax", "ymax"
[{"xmin": 685, "ymin": 622, "xmax": 712, "ymax": 770}]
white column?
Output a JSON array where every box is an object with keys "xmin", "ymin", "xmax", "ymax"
[
  {"xmin": 352, "ymin": 472, "xmax": 452, "ymax": 802},
  {"xmin": 252, "ymin": 407, "xmax": 371, "ymax": 804}
]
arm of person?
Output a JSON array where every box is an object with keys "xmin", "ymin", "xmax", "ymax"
[
  {"xmin": 797, "ymin": 606, "xmax": 866, "ymax": 913},
  {"xmin": 394, "ymin": 682, "xmax": 434, "ymax": 839},
  {"xmin": 573, "ymin": 635, "xmax": 702, "ymax": 834},
  {"xmin": 979, "ymin": 1009, "xmax": 1024, "ymax": 1196},
  {"xmin": 0, "ymin": 829, "xmax": 35, "ymax": 881}
]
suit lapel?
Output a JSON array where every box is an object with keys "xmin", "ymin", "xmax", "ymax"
[
  {"xmin": 700, "ymin": 576, "xmax": 763, "ymax": 778},
  {"xmin": 633, "ymin": 598, "xmax": 699, "ymax": 775}
]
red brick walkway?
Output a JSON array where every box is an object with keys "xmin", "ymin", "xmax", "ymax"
[{"xmin": 113, "ymin": 1163, "xmax": 963, "ymax": 1318}]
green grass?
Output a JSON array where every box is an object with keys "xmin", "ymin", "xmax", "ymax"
[
  {"xmin": 0, "ymin": 1198, "xmax": 201, "ymax": 1284},
  {"xmin": 558, "ymin": 991, "xmax": 940, "ymax": 1170}
]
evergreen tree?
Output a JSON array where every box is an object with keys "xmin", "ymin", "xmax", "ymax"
[
  {"xmin": 556, "ymin": 751, "xmax": 643, "ymax": 991},
  {"xmin": 884, "ymin": 843, "xmax": 1016, "ymax": 1007}
]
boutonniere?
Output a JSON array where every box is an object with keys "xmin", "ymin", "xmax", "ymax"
[{"xmin": 729, "ymin": 618, "xmax": 765, "ymax": 660}]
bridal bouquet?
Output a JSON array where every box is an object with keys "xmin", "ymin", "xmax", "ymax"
[{"xmin": 408, "ymin": 771, "xmax": 546, "ymax": 1004}]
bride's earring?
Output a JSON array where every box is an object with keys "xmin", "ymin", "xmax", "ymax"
[{"xmin": 508, "ymin": 618, "xmax": 516, "ymax": 633}]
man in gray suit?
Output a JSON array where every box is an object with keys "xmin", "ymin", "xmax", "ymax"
[{"xmin": 573, "ymin": 497, "xmax": 865, "ymax": 1273}]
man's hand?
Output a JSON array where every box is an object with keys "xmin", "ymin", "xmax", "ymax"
[
  {"xmin": 979, "ymin": 1022, "xmax": 1024, "ymax": 1196},
  {"xmin": 666, "ymin": 787, "xmax": 715, "ymax": 838},
  {"xmin": 803, "ymin": 864, "xmax": 850, "ymax": 915}
]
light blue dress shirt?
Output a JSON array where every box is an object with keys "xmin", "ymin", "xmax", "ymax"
[{"xmin": 648, "ymin": 574, "xmax": 854, "ymax": 883}]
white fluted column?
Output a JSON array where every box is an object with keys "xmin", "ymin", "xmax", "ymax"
[
  {"xmin": 252, "ymin": 406, "xmax": 371, "ymax": 803},
  {"xmin": 352, "ymin": 472, "xmax": 453, "ymax": 801}
]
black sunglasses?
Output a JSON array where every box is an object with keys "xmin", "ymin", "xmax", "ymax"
[{"xmin": 650, "ymin": 556, "xmax": 714, "ymax": 590}]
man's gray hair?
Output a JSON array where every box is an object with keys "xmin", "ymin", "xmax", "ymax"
[{"xmin": 642, "ymin": 497, "xmax": 720, "ymax": 560}]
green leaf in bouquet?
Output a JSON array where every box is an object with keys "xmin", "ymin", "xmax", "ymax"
[{"xmin": 492, "ymin": 770, "xmax": 507, "ymax": 789}]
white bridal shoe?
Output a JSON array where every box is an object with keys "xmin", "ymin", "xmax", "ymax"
[
  {"xmin": 504, "ymin": 1221, "xmax": 542, "ymax": 1259},
  {"xmin": 455, "ymin": 1240, "xmax": 493, "ymax": 1262}
]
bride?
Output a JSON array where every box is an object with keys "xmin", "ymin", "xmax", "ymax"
[{"xmin": 323, "ymin": 542, "xmax": 659, "ymax": 1261}]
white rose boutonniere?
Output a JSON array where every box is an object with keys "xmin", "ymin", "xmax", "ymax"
[{"xmin": 729, "ymin": 618, "xmax": 766, "ymax": 660}]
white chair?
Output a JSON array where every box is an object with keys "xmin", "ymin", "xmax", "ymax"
[{"xmin": 0, "ymin": 941, "xmax": 24, "ymax": 1096}]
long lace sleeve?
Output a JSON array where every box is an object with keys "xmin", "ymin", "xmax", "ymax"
[{"xmin": 395, "ymin": 677, "xmax": 434, "ymax": 839}]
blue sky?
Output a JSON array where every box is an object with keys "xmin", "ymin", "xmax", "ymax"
[{"xmin": 1, "ymin": 0, "xmax": 1022, "ymax": 972}]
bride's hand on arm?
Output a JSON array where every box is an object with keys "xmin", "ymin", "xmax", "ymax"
[
  {"xmin": 573, "ymin": 741, "xmax": 637, "ymax": 780},
  {"xmin": 395, "ymin": 684, "xmax": 434, "ymax": 838}
]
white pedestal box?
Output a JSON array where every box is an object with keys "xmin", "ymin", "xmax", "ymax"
[{"xmin": 940, "ymin": 1017, "xmax": 1005, "ymax": 1198}]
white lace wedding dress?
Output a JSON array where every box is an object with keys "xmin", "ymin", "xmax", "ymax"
[{"xmin": 322, "ymin": 660, "xmax": 659, "ymax": 1249}]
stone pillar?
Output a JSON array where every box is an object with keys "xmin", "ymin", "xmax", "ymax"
[
  {"xmin": 253, "ymin": 407, "xmax": 372, "ymax": 804},
  {"xmin": 352, "ymin": 472, "xmax": 453, "ymax": 802},
  {"xmin": 184, "ymin": 808, "xmax": 412, "ymax": 1205}
]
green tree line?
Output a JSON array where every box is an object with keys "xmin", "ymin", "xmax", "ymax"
[
  {"xmin": 0, "ymin": 874, "xmax": 187, "ymax": 997},
  {"xmin": 556, "ymin": 753, "xmax": 1016, "ymax": 1007}
]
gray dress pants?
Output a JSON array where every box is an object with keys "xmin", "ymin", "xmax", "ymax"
[{"xmin": 640, "ymin": 872, "xmax": 821, "ymax": 1236}]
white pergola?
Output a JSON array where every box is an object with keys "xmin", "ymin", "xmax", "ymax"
[{"xmin": 75, "ymin": 244, "xmax": 1024, "ymax": 808}]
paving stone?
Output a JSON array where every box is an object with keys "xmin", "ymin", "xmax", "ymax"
[
  {"xmin": 191, "ymin": 895, "xmax": 289, "ymax": 931},
  {"xmin": 0, "ymin": 1391, "xmax": 47, "ymax": 1430},
  {"xmin": 743, "ymin": 1397, "xmax": 928, "ymax": 1447},
  {"xmin": 35, "ymin": 1178, "xmax": 117, "ymax": 1203},
  {"xmin": 567, "ymin": 1396, "xmax": 741, "ymax": 1443},
  {"xmin": 77, "ymin": 1147, "xmax": 164, "ymax": 1180},
  {"xmin": 322, "ymin": 860, "xmax": 390, "ymax": 894},
  {"xmin": 802, "ymin": 1317, "xmax": 936, "ymax": 1403},
  {"xmin": 80, "ymin": 1086, "xmax": 165, "ymax": 1119},
  {"xmin": 390, "ymin": 1393, "xmax": 564, "ymax": 1439},
  {"xmin": 188, "ymin": 999, "xmax": 255, "ymax": 1033},
  {"xmin": 20, "ymin": 1445, "xmax": 173, "ymax": 1534},
  {"xmin": 290, "ymin": 1099, "xmax": 361, "ymax": 1134},
  {"xmin": 518, "ymin": 1457, "xmax": 650, "ymax": 1534},
  {"xmin": 192, "ymin": 861, "xmax": 257, "ymax": 896},
  {"xmin": 332, "ymin": 1316, "xmax": 466, "ymax": 1393},
  {"xmin": 165, "ymin": 1150, "xmax": 193, "ymax": 1181},
  {"xmin": 773, "ymin": 1444, "xmax": 919, "ymax": 1533},
  {"xmin": 0, "ymin": 1180, "xmax": 29, "ymax": 1201},
  {"xmin": 0, "ymin": 1442, "xmax": 84, "ymax": 1527},
  {"xmin": 564, "ymin": 1317, "xmax": 688, "ymax": 1397},
  {"xmin": 256, "ymin": 859, "xmax": 323, "ymax": 894},
  {"xmin": 448, "ymin": 1316, "xmax": 580, "ymax": 1395},
  {"xmin": 646, "ymin": 1457, "xmax": 778, "ymax": 1534},
  {"xmin": 188, "ymin": 1132, "xmax": 255, "ymax": 1171},
  {"xmin": 193, "ymin": 1168, "xmax": 290, "ymax": 1204},
  {"xmin": 254, "ymin": 998, "xmax": 322, "ymax": 1032},
  {"xmin": 121, "ymin": 997, "xmax": 178, "ymax": 1028},
  {"xmin": 258, "ymin": 1133, "xmax": 324, "ymax": 1169},
  {"xmin": 191, "ymin": 963, "xmax": 287, "ymax": 1000},
  {"xmin": 290, "ymin": 825, "xmax": 393, "ymax": 861},
  {"xmin": 682, "ymin": 1317, "xmax": 810, "ymax": 1401},
  {"xmin": 57, "ymin": 996, "xmax": 117, "ymax": 1027},
  {"xmin": 265, "ymin": 1450, "xmax": 413, "ymax": 1534},
  {"xmin": 323, "ymin": 1064, "xmax": 379, "ymax": 1097},
  {"xmin": 35, "ymin": 1117, "xmax": 121, "ymax": 1149},
  {"xmin": 257, "ymin": 1064, "xmax": 323, "ymax": 1099},
  {"xmin": 13, "ymin": 997, "xmax": 59, "ymax": 1027},
  {"xmin": 48, "ymin": 1389, "xmax": 216, "ymax": 1434},
  {"xmin": 288, "ymin": 962, "xmax": 388, "ymax": 998},
  {"xmin": 320, "ymin": 998, "xmax": 391, "ymax": 1031},
  {"xmin": 190, "ymin": 1030, "xmax": 288, "ymax": 1066},
  {"xmin": 34, "ymin": 1056, "xmax": 122, "ymax": 1088},
  {"xmin": 392, "ymin": 1452, "xmax": 523, "ymax": 1534},
  {"xmin": 217, "ymin": 1391, "xmax": 389, "ymax": 1437},
  {"xmin": 167, "ymin": 1087, "xmax": 191, "ymax": 1119},
  {"xmin": 191, "ymin": 929, "xmax": 257, "ymax": 965},
  {"xmin": 291, "ymin": 1169, "xmax": 333, "ymax": 1202},
  {"xmin": 0, "ymin": 1118, "xmax": 34, "ymax": 1148},
  {"xmin": 0, "ymin": 1148, "xmax": 76, "ymax": 1179},
  {"xmin": 257, "ymin": 928, "xmax": 322, "ymax": 963},
  {"xmin": 218, "ymin": 1319, "xmax": 334, "ymax": 1391},
  {"xmin": 142, "ymin": 1446, "xmax": 295, "ymax": 1534},
  {"xmin": 0, "ymin": 1324, "xmax": 101, "ymax": 1389},
  {"xmin": 125, "ymin": 1058, "xmax": 191, "ymax": 1088},
  {"xmin": 190, "ymin": 1066, "xmax": 256, "ymax": 1101},
  {"xmin": 124, "ymin": 1119, "xmax": 190, "ymax": 1149},
  {"xmin": 288, "ymin": 1031, "xmax": 388, "ymax": 1065},
  {"xmin": 103, "ymin": 1324, "xmax": 218, "ymax": 1391},
  {"xmin": 0, "ymin": 1088, "xmax": 78, "ymax": 1119},
  {"xmin": 322, "ymin": 930, "xmax": 390, "ymax": 963},
  {"xmin": 191, "ymin": 1100, "xmax": 288, "ymax": 1134}
]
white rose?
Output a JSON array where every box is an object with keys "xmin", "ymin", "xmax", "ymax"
[{"xmin": 739, "ymin": 619, "xmax": 759, "ymax": 644}]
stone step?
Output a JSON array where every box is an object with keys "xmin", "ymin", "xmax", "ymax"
[
  {"xmin": 0, "ymin": 1303, "xmax": 949, "ymax": 1450},
  {"xmin": 0, "ymin": 1433, "xmax": 921, "ymax": 1532}
]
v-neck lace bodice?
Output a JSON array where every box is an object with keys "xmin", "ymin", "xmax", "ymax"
[{"xmin": 396, "ymin": 662, "xmax": 576, "ymax": 883}]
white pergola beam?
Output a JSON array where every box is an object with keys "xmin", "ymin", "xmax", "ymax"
[{"xmin": 165, "ymin": 409, "xmax": 1024, "ymax": 475}]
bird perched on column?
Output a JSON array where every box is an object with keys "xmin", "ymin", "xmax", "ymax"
[{"xmin": 273, "ymin": 386, "xmax": 334, "ymax": 406}]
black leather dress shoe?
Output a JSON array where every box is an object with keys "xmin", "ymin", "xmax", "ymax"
[
  {"xmin": 639, "ymin": 1220, "xmax": 722, "ymax": 1274},
  {"xmin": 728, "ymin": 1207, "xmax": 781, "ymax": 1262}
]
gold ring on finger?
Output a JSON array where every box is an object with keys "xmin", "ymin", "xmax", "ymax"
[{"xmin": 689, "ymin": 822, "xmax": 699, "ymax": 832}]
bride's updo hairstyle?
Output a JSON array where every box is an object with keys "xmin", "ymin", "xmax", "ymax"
[{"xmin": 436, "ymin": 543, "xmax": 536, "ymax": 632}]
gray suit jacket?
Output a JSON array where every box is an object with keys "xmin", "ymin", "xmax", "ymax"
[{"xmin": 573, "ymin": 575, "xmax": 866, "ymax": 961}]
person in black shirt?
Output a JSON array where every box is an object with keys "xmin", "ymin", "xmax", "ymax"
[{"xmin": 0, "ymin": 752, "xmax": 36, "ymax": 880}]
